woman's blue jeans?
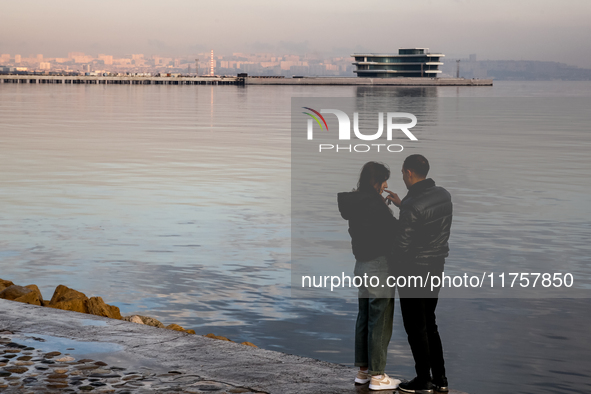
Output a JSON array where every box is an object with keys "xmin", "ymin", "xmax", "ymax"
[{"xmin": 354, "ymin": 255, "xmax": 395, "ymax": 376}]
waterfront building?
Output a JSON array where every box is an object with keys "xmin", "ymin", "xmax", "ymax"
[{"xmin": 351, "ymin": 48, "xmax": 444, "ymax": 78}]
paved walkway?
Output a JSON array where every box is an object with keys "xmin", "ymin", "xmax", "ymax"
[{"xmin": 0, "ymin": 299, "xmax": 466, "ymax": 393}]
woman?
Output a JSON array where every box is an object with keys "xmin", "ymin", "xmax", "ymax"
[{"xmin": 337, "ymin": 161, "xmax": 401, "ymax": 391}]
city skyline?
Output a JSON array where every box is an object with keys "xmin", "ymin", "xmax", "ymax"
[
  {"xmin": 1, "ymin": 0, "xmax": 590, "ymax": 68},
  {"xmin": 0, "ymin": 50, "xmax": 356, "ymax": 77},
  {"xmin": 3, "ymin": 50, "xmax": 591, "ymax": 81}
]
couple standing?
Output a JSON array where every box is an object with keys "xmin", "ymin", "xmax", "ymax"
[{"xmin": 337, "ymin": 154, "xmax": 453, "ymax": 393}]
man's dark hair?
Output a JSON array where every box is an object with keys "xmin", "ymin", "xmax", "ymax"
[
  {"xmin": 403, "ymin": 154, "xmax": 430, "ymax": 178},
  {"xmin": 357, "ymin": 161, "xmax": 390, "ymax": 194}
]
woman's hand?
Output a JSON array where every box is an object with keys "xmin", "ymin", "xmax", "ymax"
[{"xmin": 384, "ymin": 190, "xmax": 402, "ymax": 207}]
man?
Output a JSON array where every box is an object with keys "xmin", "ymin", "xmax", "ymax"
[{"xmin": 386, "ymin": 154, "xmax": 452, "ymax": 394}]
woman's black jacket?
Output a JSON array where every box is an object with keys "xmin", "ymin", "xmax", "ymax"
[{"xmin": 337, "ymin": 190, "xmax": 398, "ymax": 262}]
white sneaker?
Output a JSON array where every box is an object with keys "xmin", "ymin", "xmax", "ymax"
[
  {"xmin": 355, "ymin": 369, "xmax": 370, "ymax": 384},
  {"xmin": 369, "ymin": 373, "xmax": 401, "ymax": 391}
]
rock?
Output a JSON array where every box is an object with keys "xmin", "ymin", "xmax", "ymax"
[
  {"xmin": 241, "ymin": 341, "xmax": 258, "ymax": 348},
  {"xmin": 24, "ymin": 284, "xmax": 44, "ymax": 303},
  {"xmin": 54, "ymin": 368, "xmax": 69, "ymax": 374},
  {"xmin": 44, "ymin": 351, "xmax": 62, "ymax": 358},
  {"xmin": 126, "ymin": 315, "xmax": 143, "ymax": 324},
  {"xmin": 3, "ymin": 366, "xmax": 28, "ymax": 374},
  {"xmin": 6, "ymin": 341, "xmax": 25, "ymax": 348},
  {"xmin": 86, "ymin": 297, "xmax": 122, "ymax": 320},
  {"xmin": 0, "ymin": 279, "xmax": 15, "ymax": 292},
  {"xmin": 0, "ymin": 285, "xmax": 41, "ymax": 306},
  {"xmin": 47, "ymin": 285, "xmax": 89, "ymax": 313},
  {"xmin": 16, "ymin": 356, "xmax": 32, "ymax": 361},
  {"xmin": 47, "ymin": 384, "xmax": 69, "ymax": 389},
  {"xmin": 94, "ymin": 361, "xmax": 108, "ymax": 366},
  {"xmin": 204, "ymin": 333, "xmax": 232, "ymax": 342},
  {"xmin": 48, "ymin": 373, "xmax": 68, "ymax": 379},
  {"xmin": 14, "ymin": 361, "xmax": 34, "ymax": 366},
  {"xmin": 164, "ymin": 324, "xmax": 196, "ymax": 335},
  {"xmin": 55, "ymin": 356, "xmax": 75, "ymax": 362},
  {"xmin": 122, "ymin": 315, "xmax": 165, "ymax": 328},
  {"xmin": 89, "ymin": 373, "xmax": 121, "ymax": 378},
  {"xmin": 76, "ymin": 365, "xmax": 99, "ymax": 370},
  {"xmin": 166, "ymin": 324, "xmax": 186, "ymax": 332},
  {"xmin": 139, "ymin": 315, "xmax": 165, "ymax": 328}
]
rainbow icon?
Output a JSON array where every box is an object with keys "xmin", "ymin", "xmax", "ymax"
[{"xmin": 302, "ymin": 107, "xmax": 329, "ymax": 131}]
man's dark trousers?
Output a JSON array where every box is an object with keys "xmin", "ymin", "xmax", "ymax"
[{"xmin": 398, "ymin": 259, "xmax": 446, "ymax": 382}]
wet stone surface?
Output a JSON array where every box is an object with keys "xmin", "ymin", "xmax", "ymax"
[{"xmin": 0, "ymin": 335, "xmax": 266, "ymax": 393}]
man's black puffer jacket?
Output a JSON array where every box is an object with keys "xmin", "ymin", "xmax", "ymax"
[
  {"xmin": 394, "ymin": 178, "xmax": 452, "ymax": 264},
  {"xmin": 338, "ymin": 190, "xmax": 398, "ymax": 262}
]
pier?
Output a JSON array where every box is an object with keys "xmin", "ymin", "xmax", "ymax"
[
  {"xmin": 0, "ymin": 75, "xmax": 241, "ymax": 85},
  {"xmin": 245, "ymin": 76, "xmax": 493, "ymax": 86},
  {"xmin": 0, "ymin": 74, "xmax": 493, "ymax": 86}
]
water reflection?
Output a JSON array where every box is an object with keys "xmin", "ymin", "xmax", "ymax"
[{"xmin": 355, "ymin": 86, "xmax": 439, "ymax": 98}]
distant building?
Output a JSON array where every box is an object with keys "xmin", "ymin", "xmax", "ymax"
[
  {"xmin": 99, "ymin": 55, "xmax": 113, "ymax": 65},
  {"xmin": 351, "ymin": 48, "xmax": 444, "ymax": 78}
]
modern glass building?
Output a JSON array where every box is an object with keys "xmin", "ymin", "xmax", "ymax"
[{"xmin": 352, "ymin": 48, "xmax": 444, "ymax": 78}]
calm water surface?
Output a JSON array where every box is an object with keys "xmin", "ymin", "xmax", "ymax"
[{"xmin": 1, "ymin": 81, "xmax": 590, "ymax": 393}]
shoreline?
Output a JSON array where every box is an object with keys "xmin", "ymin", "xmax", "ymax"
[
  {"xmin": 0, "ymin": 278, "xmax": 256, "ymax": 348},
  {"xmin": 0, "ymin": 299, "xmax": 385, "ymax": 394}
]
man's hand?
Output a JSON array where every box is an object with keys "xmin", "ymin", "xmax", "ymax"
[{"xmin": 384, "ymin": 190, "xmax": 402, "ymax": 207}]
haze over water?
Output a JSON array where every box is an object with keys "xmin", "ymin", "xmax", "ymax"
[{"xmin": 1, "ymin": 81, "xmax": 590, "ymax": 393}]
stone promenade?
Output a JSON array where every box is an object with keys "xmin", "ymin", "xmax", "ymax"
[{"xmin": 0, "ymin": 299, "xmax": 466, "ymax": 394}]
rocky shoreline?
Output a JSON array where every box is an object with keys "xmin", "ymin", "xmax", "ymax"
[{"xmin": 0, "ymin": 278, "xmax": 256, "ymax": 348}]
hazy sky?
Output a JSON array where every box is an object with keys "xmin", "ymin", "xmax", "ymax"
[{"xmin": 2, "ymin": 0, "xmax": 590, "ymax": 67}]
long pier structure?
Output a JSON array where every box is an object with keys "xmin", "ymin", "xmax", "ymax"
[
  {"xmin": 0, "ymin": 75, "xmax": 240, "ymax": 85},
  {"xmin": 0, "ymin": 74, "xmax": 493, "ymax": 86}
]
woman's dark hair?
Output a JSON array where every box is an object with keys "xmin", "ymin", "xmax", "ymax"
[{"xmin": 357, "ymin": 161, "xmax": 390, "ymax": 194}]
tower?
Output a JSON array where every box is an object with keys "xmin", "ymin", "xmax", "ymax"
[
  {"xmin": 210, "ymin": 50, "xmax": 214, "ymax": 76},
  {"xmin": 195, "ymin": 59, "xmax": 199, "ymax": 76}
]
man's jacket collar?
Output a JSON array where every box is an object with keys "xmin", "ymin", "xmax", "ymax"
[{"xmin": 404, "ymin": 178, "xmax": 436, "ymax": 200}]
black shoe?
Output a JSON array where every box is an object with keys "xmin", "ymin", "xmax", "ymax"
[
  {"xmin": 398, "ymin": 377, "xmax": 433, "ymax": 394},
  {"xmin": 432, "ymin": 377, "xmax": 449, "ymax": 393}
]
